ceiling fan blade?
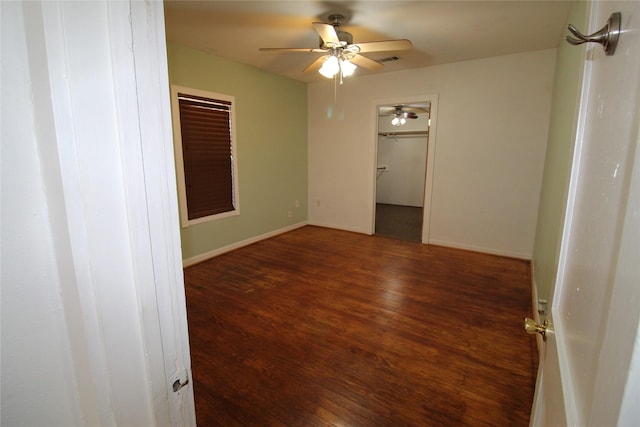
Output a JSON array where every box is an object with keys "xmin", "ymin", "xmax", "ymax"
[
  {"xmin": 352, "ymin": 39, "xmax": 412, "ymax": 53},
  {"xmin": 350, "ymin": 54, "xmax": 383, "ymax": 71},
  {"xmin": 303, "ymin": 56, "xmax": 327, "ymax": 73},
  {"xmin": 259, "ymin": 47, "xmax": 328, "ymax": 53},
  {"xmin": 405, "ymin": 107, "xmax": 428, "ymax": 113},
  {"xmin": 380, "ymin": 106, "xmax": 426, "ymax": 117},
  {"xmin": 313, "ymin": 22, "xmax": 340, "ymax": 45}
]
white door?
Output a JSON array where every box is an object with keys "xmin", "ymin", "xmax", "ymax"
[{"xmin": 531, "ymin": 1, "xmax": 640, "ymax": 425}]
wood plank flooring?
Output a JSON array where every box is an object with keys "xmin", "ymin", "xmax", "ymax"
[{"xmin": 184, "ymin": 226, "xmax": 537, "ymax": 426}]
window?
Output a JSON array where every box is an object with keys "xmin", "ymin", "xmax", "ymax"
[{"xmin": 171, "ymin": 86, "xmax": 239, "ymax": 227}]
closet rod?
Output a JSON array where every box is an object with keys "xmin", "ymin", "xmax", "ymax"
[{"xmin": 378, "ymin": 130, "xmax": 428, "ymax": 138}]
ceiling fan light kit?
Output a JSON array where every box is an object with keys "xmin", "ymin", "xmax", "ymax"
[
  {"xmin": 318, "ymin": 55, "xmax": 340, "ymax": 78},
  {"xmin": 259, "ymin": 14, "xmax": 412, "ymax": 83},
  {"xmin": 340, "ymin": 59, "xmax": 356, "ymax": 77},
  {"xmin": 391, "ymin": 116, "xmax": 406, "ymax": 126},
  {"xmin": 382, "ymin": 105, "xmax": 424, "ymax": 127}
]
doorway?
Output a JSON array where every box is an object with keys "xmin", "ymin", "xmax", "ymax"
[{"xmin": 374, "ymin": 100, "xmax": 433, "ymax": 242}]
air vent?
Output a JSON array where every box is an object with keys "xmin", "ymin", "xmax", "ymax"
[{"xmin": 379, "ymin": 56, "xmax": 400, "ymax": 63}]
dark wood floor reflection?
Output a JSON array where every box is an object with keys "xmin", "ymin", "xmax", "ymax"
[{"xmin": 184, "ymin": 226, "xmax": 537, "ymax": 426}]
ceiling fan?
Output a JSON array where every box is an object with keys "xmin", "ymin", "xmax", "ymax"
[
  {"xmin": 259, "ymin": 14, "xmax": 412, "ymax": 80},
  {"xmin": 380, "ymin": 105, "xmax": 426, "ymax": 126}
]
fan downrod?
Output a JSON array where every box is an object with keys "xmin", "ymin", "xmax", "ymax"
[
  {"xmin": 328, "ymin": 14, "xmax": 344, "ymax": 28},
  {"xmin": 324, "ymin": 14, "xmax": 353, "ymax": 46}
]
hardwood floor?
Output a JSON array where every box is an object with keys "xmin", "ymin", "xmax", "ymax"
[{"xmin": 184, "ymin": 226, "xmax": 537, "ymax": 426}]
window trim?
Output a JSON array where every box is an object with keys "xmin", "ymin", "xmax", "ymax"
[{"xmin": 170, "ymin": 85, "xmax": 240, "ymax": 227}]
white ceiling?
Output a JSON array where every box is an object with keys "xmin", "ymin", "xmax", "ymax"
[{"xmin": 164, "ymin": 0, "xmax": 574, "ymax": 83}]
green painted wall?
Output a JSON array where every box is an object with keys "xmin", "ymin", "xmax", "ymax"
[
  {"xmin": 532, "ymin": 1, "xmax": 587, "ymax": 302},
  {"xmin": 167, "ymin": 43, "xmax": 308, "ymax": 261}
]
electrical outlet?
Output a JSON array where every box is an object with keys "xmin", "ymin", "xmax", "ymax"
[
  {"xmin": 294, "ymin": 200, "xmax": 300, "ymax": 208},
  {"xmin": 287, "ymin": 210, "xmax": 292, "ymax": 218}
]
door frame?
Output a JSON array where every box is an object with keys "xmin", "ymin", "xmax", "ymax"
[
  {"xmin": 371, "ymin": 94, "xmax": 439, "ymax": 243},
  {"xmin": 27, "ymin": 1, "xmax": 196, "ymax": 424},
  {"xmin": 129, "ymin": 3, "xmax": 197, "ymax": 424}
]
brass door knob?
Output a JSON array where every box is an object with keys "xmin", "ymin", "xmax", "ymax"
[{"xmin": 524, "ymin": 317, "xmax": 548, "ymax": 341}]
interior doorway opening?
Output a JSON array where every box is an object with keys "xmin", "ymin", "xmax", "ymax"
[{"xmin": 374, "ymin": 101, "xmax": 432, "ymax": 242}]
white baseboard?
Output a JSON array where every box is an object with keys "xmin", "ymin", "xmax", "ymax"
[
  {"xmin": 182, "ymin": 221, "xmax": 308, "ymax": 267},
  {"xmin": 306, "ymin": 220, "xmax": 371, "ymax": 235},
  {"xmin": 427, "ymin": 238, "xmax": 530, "ymax": 260}
]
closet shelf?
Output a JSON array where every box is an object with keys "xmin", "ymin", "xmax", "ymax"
[{"xmin": 378, "ymin": 130, "xmax": 429, "ymax": 138}]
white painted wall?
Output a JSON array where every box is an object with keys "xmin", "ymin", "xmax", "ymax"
[
  {"xmin": 308, "ymin": 49, "xmax": 556, "ymax": 258},
  {"xmin": 376, "ymin": 113, "xmax": 429, "ymax": 206},
  {"xmin": 376, "ymin": 136, "xmax": 428, "ymax": 206},
  {"xmin": 1, "ymin": 4, "xmax": 83, "ymax": 424}
]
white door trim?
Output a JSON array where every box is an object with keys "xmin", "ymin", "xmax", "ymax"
[
  {"xmin": 29, "ymin": 1, "xmax": 196, "ymax": 424},
  {"xmin": 127, "ymin": 2, "xmax": 197, "ymax": 425},
  {"xmin": 371, "ymin": 94, "xmax": 439, "ymax": 244}
]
